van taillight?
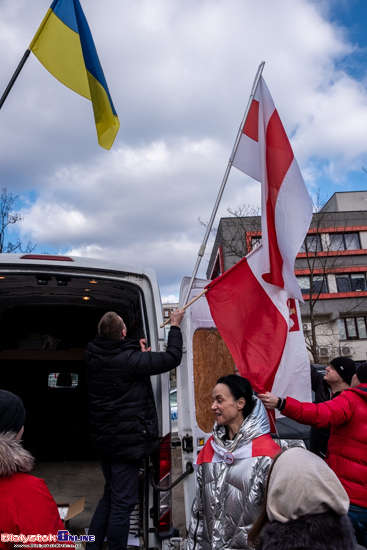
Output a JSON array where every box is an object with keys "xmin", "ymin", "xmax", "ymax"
[
  {"xmin": 159, "ymin": 509, "xmax": 171, "ymax": 533},
  {"xmin": 158, "ymin": 433, "xmax": 172, "ymax": 533}
]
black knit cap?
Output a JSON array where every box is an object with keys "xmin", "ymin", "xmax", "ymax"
[
  {"xmin": 356, "ymin": 362, "xmax": 367, "ymax": 384},
  {"xmin": 329, "ymin": 356, "xmax": 356, "ymax": 385},
  {"xmin": 0, "ymin": 390, "xmax": 26, "ymax": 434}
]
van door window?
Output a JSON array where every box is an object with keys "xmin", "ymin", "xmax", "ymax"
[{"xmin": 48, "ymin": 372, "xmax": 78, "ymax": 388}]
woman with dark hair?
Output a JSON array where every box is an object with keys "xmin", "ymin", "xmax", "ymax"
[
  {"xmin": 187, "ymin": 374, "xmax": 280, "ymax": 550},
  {"xmin": 248, "ymin": 447, "xmax": 362, "ymax": 550}
]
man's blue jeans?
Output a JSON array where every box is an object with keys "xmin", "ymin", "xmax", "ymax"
[
  {"xmin": 86, "ymin": 459, "xmax": 142, "ymax": 550},
  {"xmin": 348, "ymin": 503, "xmax": 367, "ymax": 547}
]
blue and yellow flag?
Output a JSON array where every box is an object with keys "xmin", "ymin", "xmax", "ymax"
[{"xmin": 29, "ymin": 0, "xmax": 120, "ymax": 150}]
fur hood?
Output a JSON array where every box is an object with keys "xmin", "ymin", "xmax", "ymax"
[
  {"xmin": 259, "ymin": 511, "xmax": 357, "ymax": 550},
  {"xmin": 0, "ymin": 432, "xmax": 34, "ymax": 477}
]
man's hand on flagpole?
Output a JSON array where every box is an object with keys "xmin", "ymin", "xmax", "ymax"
[
  {"xmin": 170, "ymin": 308, "xmax": 185, "ymax": 327},
  {"xmin": 258, "ymin": 392, "xmax": 279, "ymax": 409}
]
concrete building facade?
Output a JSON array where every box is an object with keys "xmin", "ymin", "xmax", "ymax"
[{"xmin": 207, "ymin": 191, "xmax": 367, "ymax": 363}]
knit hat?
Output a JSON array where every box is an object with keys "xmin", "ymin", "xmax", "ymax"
[
  {"xmin": 266, "ymin": 447, "xmax": 349, "ymax": 523},
  {"xmin": 356, "ymin": 362, "xmax": 367, "ymax": 384},
  {"xmin": 329, "ymin": 356, "xmax": 356, "ymax": 385},
  {"xmin": 0, "ymin": 390, "xmax": 26, "ymax": 434}
]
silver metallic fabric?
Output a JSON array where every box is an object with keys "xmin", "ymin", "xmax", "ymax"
[{"xmin": 187, "ymin": 397, "xmax": 275, "ymax": 550}]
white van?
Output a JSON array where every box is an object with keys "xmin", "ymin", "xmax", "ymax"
[{"xmin": 0, "ymin": 253, "xmax": 180, "ymax": 550}]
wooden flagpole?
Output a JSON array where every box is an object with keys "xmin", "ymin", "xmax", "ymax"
[{"xmin": 182, "ymin": 61, "xmax": 265, "ymax": 307}]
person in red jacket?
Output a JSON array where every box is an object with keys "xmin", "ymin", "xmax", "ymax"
[
  {"xmin": 258, "ymin": 363, "xmax": 367, "ymax": 548},
  {"xmin": 0, "ymin": 390, "xmax": 74, "ymax": 550}
]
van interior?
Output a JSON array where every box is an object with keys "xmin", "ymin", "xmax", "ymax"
[{"xmin": 0, "ymin": 269, "xmax": 147, "ymax": 462}]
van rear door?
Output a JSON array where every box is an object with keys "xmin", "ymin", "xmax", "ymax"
[{"xmin": 176, "ymin": 277, "xmax": 237, "ymax": 527}]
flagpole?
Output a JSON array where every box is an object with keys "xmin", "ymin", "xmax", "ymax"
[
  {"xmin": 0, "ymin": 50, "xmax": 31, "ymax": 110},
  {"xmin": 182, "ymin": 61, "xmax": 265, "ymax": 306},
  {"xmin": 0, "ymin": 4, "xmax": 54, "ymax": 111}
]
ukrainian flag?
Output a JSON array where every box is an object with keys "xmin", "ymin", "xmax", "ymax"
[{"xmin": 29, "ymin": 0, "xmax": 120, "ymax": 150}]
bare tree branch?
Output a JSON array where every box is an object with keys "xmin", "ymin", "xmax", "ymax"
[{"xmin": 0, "ymin": 188, "xmax": 36, "ymax": 254}]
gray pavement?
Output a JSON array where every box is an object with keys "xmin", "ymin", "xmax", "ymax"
[
  {"xmin": 32, "ymin": 460, "xmax": 104, "ymax": 532},
  {"xmin": 32, "ymin": 445, "xmax": 187, "ymax": 539}
]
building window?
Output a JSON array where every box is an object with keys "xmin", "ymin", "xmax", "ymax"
[
  {"xmin": 251, "ymin": 236, "xmax": 262, "ymax": 250},
  {"xmin": 335, "ymin": 273, "xmax": 367, "ymax": 292},
  {"xmin": 210, "ymin": 246, "xmax": 224, "ymax": 279},
  {"xmin": 299, "ymin": 235, "xmax": 322, "ymax": 253},
  {"xmin": 297, "ymin": 276, "xmax": 310, "ymax": 294},
  {"xmin": 297, "ymin": 275, "xmax": 328, "ymax": 295},
  {"xmin": 211, "ymin": 259, "xmax": 221, "ymax": 279},
  {"xmin": 329, "ymin": 233, "xmax": 360, "ymax": 251},
  {"xmin": 338, "ymin": 317, "xmax": 367, "ymax": 340}
]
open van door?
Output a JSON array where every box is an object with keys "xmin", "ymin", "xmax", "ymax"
[{"xmin": 175, "ymin": 277, "xmax": 238, "ymax": 529}]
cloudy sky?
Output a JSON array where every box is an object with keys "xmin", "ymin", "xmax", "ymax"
[{"xmin": 1, "ymin": 0, "xmax": 367, "ymax": 301}]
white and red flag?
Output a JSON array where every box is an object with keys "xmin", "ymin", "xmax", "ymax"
[
  {"xmin": 205, "ymin": 73, "xmax": 312, "ymax": 407},
  {"xmin": 232, "ymin": 76, "xmax": 312, "ymax": 301},
  {"xmin": 205, "ymin": 245, "xmax": 310, "ymax": 402}
]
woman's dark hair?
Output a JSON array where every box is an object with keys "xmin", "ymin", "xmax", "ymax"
[{"xmin": 216, "ymin": 374, "xmax": 254, "ymax": 419}]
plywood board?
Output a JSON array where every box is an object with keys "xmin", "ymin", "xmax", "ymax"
[{"xmin": 193, "ymin": 329, "xmax": 236, "ymax": 434}]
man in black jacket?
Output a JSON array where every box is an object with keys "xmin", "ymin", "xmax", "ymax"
[
  {"xmin": 85, "ymin": 309, "xmax": 184, "ymax": 550},
  {"xmin": 310, "ymin": 356, "xmax": 355, "ymax": 458}
]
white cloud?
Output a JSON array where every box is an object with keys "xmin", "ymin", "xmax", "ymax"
[{"xmin": 1, "ymin": 0, "xmax": 367, "ymax": 299}]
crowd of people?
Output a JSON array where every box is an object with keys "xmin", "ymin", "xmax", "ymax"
[
  {"xmin": 187, "ymin": 358, "xmax": 366, "ymax": 549},
  {"xmin": 0, "ymin": 308, "xmax": 366, "ymax": 550}
]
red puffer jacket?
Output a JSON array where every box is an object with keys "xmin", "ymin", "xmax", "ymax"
[
  {"xmin": 0, "ymin": 474, "xmax": 71, "ymax": 549},
  {"xmin": 283, "ymin": 384, "xmax": 367, "ymax": 507},
  {"xmin": 0, "ymin": 433, "xmax": 74, "ymax": 550}
]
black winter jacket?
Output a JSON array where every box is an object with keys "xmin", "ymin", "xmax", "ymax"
[
  {"xmin": 309, "ymin": 365, "xmax": 343, "ymax": 458},
  {"xmin": 309, "ymin": 364, "xmax": 331, "ymax": 458},
  {"xmin": 257, "ymin": 511, "xmax": 359, "ymax": 550},
  {"xmin": 85, "ymin": 326, "xmax": 182, "ymax": 461}
]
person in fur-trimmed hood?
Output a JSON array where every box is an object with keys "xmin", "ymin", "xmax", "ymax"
[
  {"xmin": 0, "ymin": 389, "xmax": 73, "ymax": 550},
  {"xmin": 248, "ymin": 447, "xmax": 363, "ymax": 550}
]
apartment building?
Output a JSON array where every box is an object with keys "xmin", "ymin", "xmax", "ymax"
[{"xmin": 206, "ymin": 191, "xmax": 367, "ymax": 363}]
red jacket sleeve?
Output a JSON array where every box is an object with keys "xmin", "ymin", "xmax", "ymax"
[
  {"xmin": 283, "ymin": 391, "xmax": 354, "ymax": 428},
  {"xmin": 0, "ymin": 474, "xmax": 75, "ymax": 549}
]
